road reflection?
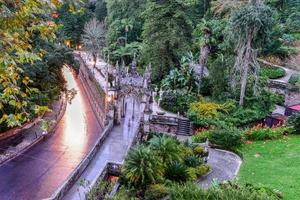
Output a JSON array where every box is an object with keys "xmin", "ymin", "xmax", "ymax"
[{"xmin": 62, "ymin": 67, "xmax": 87, "ymax": 151}]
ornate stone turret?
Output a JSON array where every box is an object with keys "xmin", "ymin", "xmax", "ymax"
[
  {"xmin": 143, "ymin": 63, "xmax": 152, "ymax": 89},
  {"xmin": 143, "ymin": 63, "xmax": 152, "ymax": 113},
  {"xmin": 131, "ymin": 54, "xmax": 138, "ymax": 75}
]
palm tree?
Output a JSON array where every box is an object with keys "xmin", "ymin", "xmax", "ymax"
[
  {"xmin": 121, "ymin": 145, "xmax": 164, "ymax": 188},
  {"xmin": 149, "ymin": 135, "xmax": 182, "ymax": 164},
  {"xmin": 82, "ymin": 18, "xmax": 106, "ymax": 76}
]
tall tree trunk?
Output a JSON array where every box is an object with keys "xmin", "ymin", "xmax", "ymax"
[
  {"xmin": 92, "ymin": 53, "xmax": 97, "ymax": 76},
  {"xmin": 239, "ymin": 33, "xmax": 253, "ymax": 106},
  {"xmin": 199, "ymin": 44, "xmax": 210, "ymax": 81},
  {"xmin": 198, "ymin": 32, "xmax": 211, "ymax": 86}
]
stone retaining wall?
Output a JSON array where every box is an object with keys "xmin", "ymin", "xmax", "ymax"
[{"xmin": 77, "ymin": 56, "xmax": 107, "ymax": 128}]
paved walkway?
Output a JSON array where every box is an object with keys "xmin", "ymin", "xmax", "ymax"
[
  {"xmin": 0, "ymin": 68, "xmax": 103, "ymax": 200},
  {"xmin": 275, "ymin": 66, "xmax": 298, "ymax": 83},
  {"xmin": 268, "ymin": 60, "xmax": 300, "ymax": 114},
  {"xmin": 63, "ymin": 97, "xmax": 141, "ymax": 200},
  {"xmin": 197, "ymin": 148, "xmax": 242, "ymax": 189}
]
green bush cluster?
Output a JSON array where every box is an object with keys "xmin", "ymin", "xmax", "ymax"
[
  {"xmin": 288, "ymin": 112, "xmax": 300, "ymax": 133},
  {"xmin": 193, "ymin": 127, "xmax": 242, "ymax": 150},
  {"xmin": 188, "ymin": 90, "xmax": 278, "ymax": 129},
  {"xmin": 288, "ymin": 73, "xmax": 300, "ymax": 85},
  {"xmin": 260, "ymin": 66, "xmax": 286, "ymax": 79},
  {"xmin": 160, "ymin": 90, "xmax": 197, "ymax": 114},
  {"xmin": 243, "ymin": 126, "xmax": 295, "ymax": 141},
  {"xmin": 110, "ymin": 181, "xmax": 281, "ymax": 200},
  {"xmin": 87, "ymin": 181, "xmax": 113, "ymax": 200},
  {"xmin": 168, "ymin": 182, "xmax": 282, "ymax": 200},
  {"xmin": 121, "ymin": 135, "xmax": 210, "ymax": 192}
]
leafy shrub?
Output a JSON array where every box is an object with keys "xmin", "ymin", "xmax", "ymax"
[
  {"xmin": 195, "ymin": 165, "xmax": 210, "ymax": 177},
  {"xmin": 260, "ymin": 66, "xmax": 286, "ymax": 79},
  {"xmin": 108, "ymin": 186, "xmax": 138, "ymax": 200},
  {"xmin": 168, "ymin": 182, "xmax": 207, "ymax": 200},
  {"xmin": 193, "ymin": 146, "xmax": 205, "ymax": 157},
  {"xmin": 144, "ymin": 184, "xmax": 168, "ymax": 200},
  {"xmin": 209, "ymin": 127, "xmax": 242, "ymax": 149},
  {"xmin": 184, "ymin": 155, "xmax": 203, "ymax": 168},
  {"xmin": 87, "ymin": 181, "xmax": 113, "ymax": 200},
  {"xmin": 168, "ymin": 182, "xmax": 281, "ymax": 200},
  {"xmin": 186, "ymin": 167, "xmax": 197, "ymax": 181},
  {"xmin": 272, "ymin": 93, "xmax": 285, "ymax": 106},
  {"xmin": 160, "ymin": 90, "xmax": 197, "ymax": 114},
  {"xmin": 165, "ymin": 161, "xmax": 189, "ymax": 183},
  {"xmin": 179, "ymin": 145, "xmax": 194, "ymax": 158},
  {"xmin": 192, "ymin": 130, "xmax": 212, "ymax": 143},
  {"xmin": 225, "ymin": 90, "xmax": 279, "ymax": 127},
  {"xmin": 188, "ymin": 99, "xmax": 235, "ymax": 128},
  {"xmin": 189, "ymin": 99, "xmax": 234, "ymax": 118},
  {"xmin": 224, "ymin": 108, "xmax": 265, "ymax": 127},
  {"xmin": 288, "ymin": 112, "xmax": 300, "ymax": 133},
  {"xmin": 161, "ymin": 64, "xmax": 196, "ymax": 92},
  {"xmin": 243, "ymin": 126, "xmax": 295, "ymax": 141},
  {"xmin": 288, "ymin": 73, "xmax": 300, "ymax": 85}
]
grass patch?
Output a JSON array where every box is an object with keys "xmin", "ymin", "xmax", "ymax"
[{"xmin": 238, "ymin": 135, "xmax": 300, "ymax": 200}]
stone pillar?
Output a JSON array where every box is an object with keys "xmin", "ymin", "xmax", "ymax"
[{"xmin": 121, "ymin": 97, "xmax": 125, "ymax": 118}]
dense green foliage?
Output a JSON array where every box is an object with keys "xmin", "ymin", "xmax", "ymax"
[
  {"xmin": 121, "ymin": 145, "xmax": 164, "ymax": 187},
  {"xmin": 142, "ymin": 0, "xmax": 193, "ymax": 81},
  {"xmin": 288, "ymin": 112, "xmax": 300, "ymax": 133},
  {"xmin": 120, "ymin": 134, "xmax": 210, "ymax": 195},
  {"xmin": 243, "ymin": 126, "xmax": 295, "ymax": 141},
  {"xmin": 0, "ymin": 0, "xmax": 78, "ymax": 130},
  {"xmin": 288, "ymin": 73, "xmax": 300, "ymax": 85},
  {"xmin": 261, "ymin": 66, "xmax": 286, "ymax": 79},
  {"xmin": 169, "ymin": 182, "xmax": 281, "ymax": 200},
  {"xmin": 110, "ymin": 181, "xmax": 281, "ymax": 200},
  {"xmin": 56, "ymin": 2, "xmax": 92, "ymax": 46},
  {"xmin": 105, "ymin": 0, "xmax": 146, "ymax": 63},
  {"xmin": 159, "ymin": 90, "xmax": 197, "ymax": 114}
]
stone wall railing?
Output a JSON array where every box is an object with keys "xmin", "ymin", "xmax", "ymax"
[
  {"xmin": 149, "ymin": 114, "xmax": 180, "ymax": 135},
  {"xmin": 268, "ymin": 80, "xmax": 299, "ymax": 92},
  {"xmin": 77, "ymin": 57, "xmax": 107, "ymax": 128}
]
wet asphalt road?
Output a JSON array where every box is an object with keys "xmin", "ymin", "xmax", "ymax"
[{"xmin": 0, "ymin": 68, "xmax": 103, "ymax": 200}]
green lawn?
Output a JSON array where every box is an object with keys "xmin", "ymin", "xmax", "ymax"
[{"xmin": 238, "ymin": 135, "xmax": 300, "ymax": 200}]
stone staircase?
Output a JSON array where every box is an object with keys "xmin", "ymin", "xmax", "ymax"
[{"xmin": 177, "ymin": 118, "xmax": 193, "ymax": 136}]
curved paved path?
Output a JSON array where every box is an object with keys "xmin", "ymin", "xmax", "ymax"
[
  {"xmin": 197, "ymin": 148, "xmax": 242, "ymax": 189},
  {"xmin": 0, "ymin": 68, "xmax": 103, "ymax": 200}
]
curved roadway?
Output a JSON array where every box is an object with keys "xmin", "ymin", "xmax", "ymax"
[{"xmin": 0, "ymin": 68, "xmax": 103, "ymax": 200}]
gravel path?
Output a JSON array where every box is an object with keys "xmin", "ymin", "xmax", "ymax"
[{"xmin": 197, "ymin": 148, "xmax": 242, "ymax": 189}]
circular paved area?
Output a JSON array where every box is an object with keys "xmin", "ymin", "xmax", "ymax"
[{"xmin": 197, "ymin": 147, "xmax": 242, "ymax": 189}]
